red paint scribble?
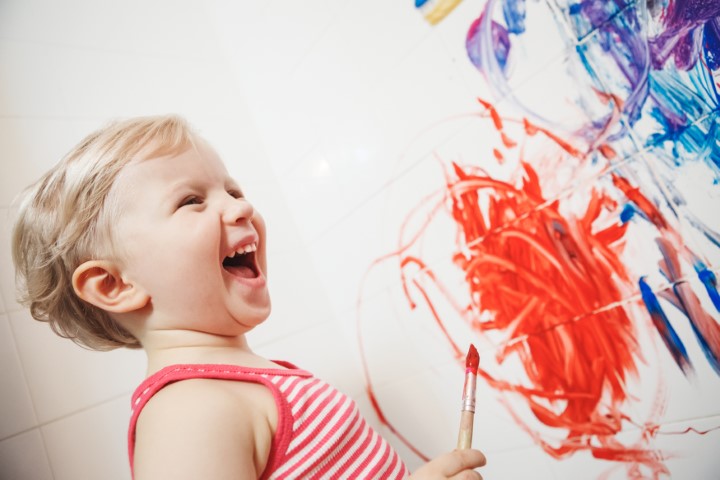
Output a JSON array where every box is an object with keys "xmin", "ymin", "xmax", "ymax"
[
  {"xmin": 477, "ymin": 97, "xmax": 518, "ymax": 152},
  {"xmin": 358, "ymin": 97, "xmax": 719, "ymax": 478},
  {"xmin": 523, "ymin": 118, "xmax": 584, "ymax": 158},
  {"xmin": 492, "ymin": 147, "xmax": 504, "ymax": 162},
  {"xmin": 642, "ymin": 421, "xmax": 720, "ymax": 436},
  {"xmin": 598, "ymin": 143, "xmax": 617, "ymax": 160},
  {"xmin": 357, "ymin": 148, "xmax": 670, "ymax": 474},
  {"xmin": 444, "ymin": 161, "xmax": 666, "ymax": 465}
]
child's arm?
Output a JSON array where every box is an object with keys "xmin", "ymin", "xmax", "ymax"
[
  {"xmin": 408, "ymin": 449, "xmax": 487, "ymax": 479},
  {"xmin": 133, "ymin": 379, "xmax": 276, "ymax": 479}
]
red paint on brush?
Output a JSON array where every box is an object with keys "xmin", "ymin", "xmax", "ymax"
[{"xmin": 466, "ymin": 344, "xmax": 479, "ymax": 375}]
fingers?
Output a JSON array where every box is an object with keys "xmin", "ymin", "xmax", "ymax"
[
  {"xmin": 449, "ymin": 470, "xmax": 483, "ymax": 480},
  {"xmin": 409, "ymin": 449, "xmax": 486, "ymax": 479},
  {"xmin": 438, "ymin": 449, "xmax": 487, "ymax": 475}
]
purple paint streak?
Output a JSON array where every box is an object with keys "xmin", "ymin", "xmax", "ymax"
[
  {"xmin": 650, "ymin": 0, "xmax": 720, "ymax": 70},
  {"xmin": 466, "ymin": 13, "xmax": 511, "ymax": 74}
]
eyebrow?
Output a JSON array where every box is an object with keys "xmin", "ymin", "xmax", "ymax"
[{"xmin": 225, "ymin": 178, "xmax": 243, "ymax": 192}]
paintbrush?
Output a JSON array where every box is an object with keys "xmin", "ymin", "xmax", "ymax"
[{"xmin": 457, "ymin": 343, "xmax": 479, "ymax": 449}]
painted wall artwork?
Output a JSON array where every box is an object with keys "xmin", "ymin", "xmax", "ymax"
[{"xmin": 357, "ymin": 1, "xmax": 720, "ymax": 478}]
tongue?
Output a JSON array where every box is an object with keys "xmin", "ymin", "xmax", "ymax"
[{"xmin": 226, "ymin": 265, "xmax": 255, "ymax": 279}]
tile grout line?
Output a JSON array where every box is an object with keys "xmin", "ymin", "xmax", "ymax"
[{"xmin": 0, "ymin": 389, "xmax": 135, "ymax": 444}]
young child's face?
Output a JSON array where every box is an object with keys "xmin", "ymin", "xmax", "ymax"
[{"xmin": 109, "ymin": 136, "xmax": 271, "ymax": 335}]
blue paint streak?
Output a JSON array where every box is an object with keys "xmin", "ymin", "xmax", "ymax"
[
  {"xmin": 686, "ymin": 212, "xmax": 720, "ymax": 248},
  {"xmin": 415, "ymin": 0, "xmax": 430, "ymax": 8},
  {"xmin": 589, "ymin": 3, "xmax": 650, "ymax": 127},
  {"xmin": 639, "ymin": 276, "xmax": 694, "ymax": 375},
  {"xmin": 668, "ymin": 281, "xmax": 720, "ymax": 376},
  {"xmin": 696, "ymin": 263, "xmax": 720, "ymax": 312},
  {"xmin": 705, "ymin": 19, "xmax": 720, "ymax": 70},
  {"xmin": 619, "ymin": 203, "xmax": 636, "ymax": 223},
  {"xmin": 648, "ymin": 64, "xmax": 718, "ymax": 131},
  {"xmin": 502, "ymin": 0, "xmax": 526, "ymax": 35},
  {"xmin": 568, "ymin": 1, "xmax": 720, "ymax": 158},
  {"xmin": 644, "ymin": 64, "xmax": 720, "ymax": 180},
  {"xmin": 654, "ymin": 240, "xmax": 720, "ymax": 376},
  {"xmin": 617, "ymin": 198, "xmax": 659, "ymax": 227}
]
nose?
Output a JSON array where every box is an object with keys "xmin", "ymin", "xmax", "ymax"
[{"xmin": 222, "ymin": 195, "xmax": 254, "ymax": 225}]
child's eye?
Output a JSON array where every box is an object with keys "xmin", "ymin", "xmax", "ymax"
[
  {"xmin": 228, "ymin": 189, "xmax": 243, "ymax": 199},
  {"xmin": 179, "ymin": 196, "xmax": 202, "ymax": 208}
]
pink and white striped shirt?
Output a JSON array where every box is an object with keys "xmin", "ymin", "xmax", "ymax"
[{"xmin": 128, "ymin": 363, "xmax": 410, "ymax": 479}]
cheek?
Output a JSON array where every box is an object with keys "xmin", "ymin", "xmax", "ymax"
[
  {"xmin": 252, "ymin": 214, "xmax": 268, "ymax": 276},
  {"xmin": 118, "ymin": 216, "xmax": 223, "ymax": 289}
]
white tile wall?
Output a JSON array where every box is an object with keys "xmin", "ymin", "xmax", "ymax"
[
  {"xmin": 2, "ymin": 0, "xmax": 719, "ymax": 479},
  {"xmin": 9, "ymin": 309, "xmax": 145, "ymax": 423},
  {"xmin": 247, "ymin": 249, "xmax": 338, "ymax": 346},
  {"xmin": 0, "ymin": 267, "xmax": 5, "ymax": 313},
  {"xmin": 42, "ymin": 396, "xmax": 132, "ymax": 480},
  {"xmin": 0, "ymin": 0, "xmax": 223, "ymax": 61},
  {"xmin": 0, "ymin": 313, "xmax": 37, "ymax": 439},
  {"xmin": 0, "ymin": 428, "xmax": 53, "ymax": 480},
  {"xmin": 1, "ymin": 207, "xmax": 24, "ymax": 313},
  {"xmin": 0, "ymin": 120, "xmax": 100, "ymax": 208}
]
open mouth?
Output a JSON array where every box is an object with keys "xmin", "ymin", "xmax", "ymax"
[{"xmin": 222, "ymin": 243, "xmax": 260, "ymax": 279}]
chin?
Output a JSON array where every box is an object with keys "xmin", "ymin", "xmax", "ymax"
[{"xmin": 236, "ymin": 303, "xmax": 272, "ymax": 330}]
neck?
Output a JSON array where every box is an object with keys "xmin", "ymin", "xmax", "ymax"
[{"xmin": 140, "ymin": 329, "xmax": 268, "ymax": 375}]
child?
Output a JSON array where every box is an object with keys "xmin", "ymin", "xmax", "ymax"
[{"xmin": 12, "ymin": 115, "xmax": 486, "ymax": 479}]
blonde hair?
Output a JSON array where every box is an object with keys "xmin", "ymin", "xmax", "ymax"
[{"xmin": 12, "ymin": 114, "xmax": 195, "ymax": 350}]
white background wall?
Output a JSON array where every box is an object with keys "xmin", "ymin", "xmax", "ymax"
[
  {"xmin": 0, "ymin": 1, "xmax": 338, "ymax": 478},
  {"xmin": 1, "ymin": 1, "xmax": 719, "ymax": 479}
]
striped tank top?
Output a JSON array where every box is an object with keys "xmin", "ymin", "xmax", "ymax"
[{"xmin": 128, "ymin": 363, "xmax": 410, "ymax": 479}]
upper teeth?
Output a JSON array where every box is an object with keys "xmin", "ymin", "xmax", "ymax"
[{"xmin": 229, "ymin": 243, "xmax": 256, "ymax": 258}]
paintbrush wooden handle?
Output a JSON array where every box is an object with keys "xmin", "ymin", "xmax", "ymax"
[{"xmin": 457, "ymin": 410, "xmax": 474, "ymax": 449}]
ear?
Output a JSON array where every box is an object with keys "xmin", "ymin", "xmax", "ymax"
[{"xmin": 72, "ymin": 260, "xmax": 150, "ymax": 313}]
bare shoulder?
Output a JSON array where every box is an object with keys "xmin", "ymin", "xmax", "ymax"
[{"xmin": 133, "ymin": 378, "xmax": 277, "ymax": 480}]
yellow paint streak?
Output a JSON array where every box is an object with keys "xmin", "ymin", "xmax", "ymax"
[{"xmin": 424, "ymin": 0, "xmax": 463, "ymax": 25}]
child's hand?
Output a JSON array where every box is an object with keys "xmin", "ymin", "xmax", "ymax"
[{"xmin": 408, "ymin": 449, "xmax": 486, "ymax": 479}]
